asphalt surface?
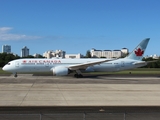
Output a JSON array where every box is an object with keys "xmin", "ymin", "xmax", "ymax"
[
  {"xmin": 0, "ymin": 106, "xmax": 160, "ymax": 120},
  {"xmin": 0, "ymin": 74, "xmax": 160, "ymax": 120},
  {"xmin": 1, "ymin": 74, "xmax": 160, "ymax": 84}
]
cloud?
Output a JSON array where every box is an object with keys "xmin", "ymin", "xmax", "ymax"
[
  {"xmin": 0, "ymin": 27, "xmax": 41, "ymax": 41},
  {"xmin": 0, "ymin": 27, "xmax": 13, "ymax": 33}
]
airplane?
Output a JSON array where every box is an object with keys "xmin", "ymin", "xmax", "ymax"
[{"xmin": 2, "ymin": 38, "xmax": 152, "ymax": 78}]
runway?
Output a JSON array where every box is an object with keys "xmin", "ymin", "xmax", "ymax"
[
  {"xmin": 0, "ymin": 74, "xmax": 160, "ymax": 106},
  {"xmin": 0, "ymin": 74, "xmax": 160, "ymax": 119},
  {"xmin": 1, "ymin": 74, "xmax": 160, "ymax": 84}
]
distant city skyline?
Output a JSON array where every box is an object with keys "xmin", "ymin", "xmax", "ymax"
[
  {"xmin": 2, "ymin": 45, "xmax": 11, "ymax": 53},
  {"xmin": 1, "ymin": 44, "xmax": 159, "ymax": 59},
  {"xmin": 21, "ymin": 46, "xmax": 29, "ymax": 57}
]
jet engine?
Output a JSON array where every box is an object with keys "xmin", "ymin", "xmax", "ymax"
[{"xmin": 52, "ymin": 66, "xmax": 70, "ymax": 76}]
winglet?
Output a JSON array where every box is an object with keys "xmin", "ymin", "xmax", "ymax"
[{"xmin": 126, "ymin": 38, "xmax": 150, "ymax": 60}]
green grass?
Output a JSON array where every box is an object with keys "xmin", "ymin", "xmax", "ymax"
[
  {"xmin": 0, "ymin": 68, "xmax": 160, "ymax": 75},
  {"xmin": 88, "ymin": 68, "xmax": 160, "ymax": 75}
]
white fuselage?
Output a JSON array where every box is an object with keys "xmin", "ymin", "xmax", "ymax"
[
  {"xmin": 2, "ymin": 58, "xmax": 145, "ymax": 73},
  {"xmin": 2, "ymin": 38, "xmax": 150, "ymax": 76}
]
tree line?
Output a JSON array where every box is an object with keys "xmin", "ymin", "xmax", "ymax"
[
  {"xmin": 142, "ymin": 57, "xmax": 160, "ymax": 68},
  {"xmin": 0, "ymin": 52, "xmax": 159, "ymax": 68}
]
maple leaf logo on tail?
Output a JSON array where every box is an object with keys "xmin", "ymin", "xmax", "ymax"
[
  {"xmin": 126, "ymin": 38, "xmax": 149, "ymax": 60},
  {"xmin": 134, "ymin": 48, "xmax": 144, "ymax": 56}
]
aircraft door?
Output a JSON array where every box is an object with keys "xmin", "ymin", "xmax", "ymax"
[
  {"xmin": 121, "ymin": 61, "xmax": 125, "ymax": 67},
  {"xmin": 114, "ymin": 63, "xmax": 120, "ymax": 71},
  {"xmin": 15, "ymin": 61, "xmax": 20, "ymax": 67},
  {"xmin": 45, "ymin": 62, "xmax": 49, "ymax": 67}
]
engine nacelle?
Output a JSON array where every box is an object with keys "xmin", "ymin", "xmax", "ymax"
[{"xmin": 52, "ymin": 66, "xmax": 69, "ymax": 76}]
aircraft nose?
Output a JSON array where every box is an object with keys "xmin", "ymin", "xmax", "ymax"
[
  {"xmin": 2, "ymin": 66, "xmax": 6, "ymax": 71},
  {"xmin": 2, "ymin": 65, "xmax": 8, "ymax": 71}
]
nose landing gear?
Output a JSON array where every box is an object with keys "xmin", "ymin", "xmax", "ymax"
[{"xmin": 14, "ymin": 72, "xmax": 17, "ymax": 77}]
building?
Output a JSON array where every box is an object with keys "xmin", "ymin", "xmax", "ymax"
[
  {"xmin": 33, "ymin": 53, "xmax": 43, "ymax": 58},
  {"xmin": 101, "ymin": 50, "xmax": 112, "ymax": 58},
  {"xmin": 2, "ymin": 45, "xmax": 11, "ymax": 53},
  {"xmin": 144, "ymin": 54, "xmax": 160, "ymax": 59},
  {"xmin": 112, "ymin": 50, "xmax": 122, "ymax": 58},
  {"xmin": 21, "ymin": 46, "xmax": 29, "ymax": 57},
  {"xmin": 90, "ymin": 48, "xmax": 128, "ymax": 58},
  {"xmin": 65, "ymin": 53, "xmax": 83, "ymax": 59},
  {"xmin": 90, "ymin": 49, "xmax": 102, "ymax": 58},
  {"xmin": 43, "ymin": 50, "xmax": 66, "ymax": 59},
  {"xmin": 147, "ymin": 54, "xmax": 159, "ymax": 59},
  {"xmin": 55, "ymin": 50, "xmax": 66, "ymax": 58},
  {"xmin": 43, "ymin": 51, "xmax": 54, "ymax": 58},
  {"xmin": 121, "ymin": 48, "xmax": 129, "ymax": 57}
]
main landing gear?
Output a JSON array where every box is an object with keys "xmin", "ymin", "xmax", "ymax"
[
  {"xmin": 74, "ymin": 70, "xmax": 83, "ymax": 78},
  {"xmin": 74, "ymin": 74, "xmax": 83, "ymax": 78}
]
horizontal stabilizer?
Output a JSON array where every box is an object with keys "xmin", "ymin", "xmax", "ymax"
[
  {"xmin": 133, "ymin": 60, "xmax": 157, "ymax": 65},
  {"xmin": 133, "ymin": 61, "xmax": 147, "ymax": 65},
  {"xmin": 146, "ymin": 60, "xmax": 158, "ymax": 63}
]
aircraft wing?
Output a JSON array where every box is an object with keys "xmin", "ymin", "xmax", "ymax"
[{"xmin": 68, "ymin": 59, "xmax": 114, "ymax": 70}]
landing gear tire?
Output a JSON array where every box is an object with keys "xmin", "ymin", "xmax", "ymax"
[
  {"xmin": 74, "ymin": 74, "xmax": 83, "ymax": 78},
  {"xmin": 79, "ymin": 74, "xmax": 83, "ymax": 78},
  {"xmin": 14, "ymin": 73, "xmax": 17, "ymax": 78}
]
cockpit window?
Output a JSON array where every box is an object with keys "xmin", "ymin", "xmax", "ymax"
[{"xmin": 7, "ymin": 63, "xmax": 11, "ymax": 65}]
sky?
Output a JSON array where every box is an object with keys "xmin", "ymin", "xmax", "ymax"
[{"xmin": 0, "ymin": 0, "xmax": 160, "ymax": 56}]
